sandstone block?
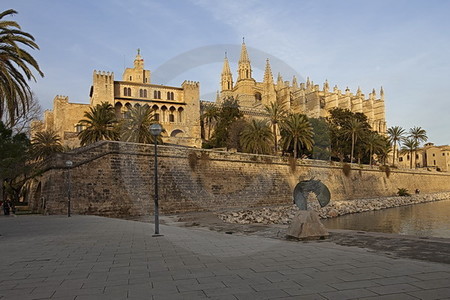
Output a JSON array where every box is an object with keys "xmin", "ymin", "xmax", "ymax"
[{"xmin": 286, "ymin": 211, "xmax": 329, "ymax": 240}]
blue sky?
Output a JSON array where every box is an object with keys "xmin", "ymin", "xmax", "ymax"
[{"xmin": 4, "ymin": 0, "xmax": 450, "ymax": 144}]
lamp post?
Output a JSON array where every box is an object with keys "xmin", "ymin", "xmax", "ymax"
[
  {"xmin": 149, "ymin": 123, "xmax": 163, "ymax": 236},
  {"xmin": 65, "ymin": 160, "xmax": 73, "ymax": 217}
]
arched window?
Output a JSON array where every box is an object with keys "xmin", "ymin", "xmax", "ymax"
[
  {"xmin": 139, "ymin": 89, "xmax": 144, "ymax": 97},
  {"xmin": 255, "ymin": 92, "xmax": 262, "ymax": 101},
  {"xmin": 154, "ymin": 113, "xmax": 160, "ymax": 121},
  {"xmin": 158, "ymin": 91, "xmax": 161, "ymax": 99},
  {"xmin": 143, "ymin": 89, "xmax": 147, "ymax": 98},
  {"xmin": 123, "ymin": 87, "xmax": 127, "ymax": 96},
  {"xmin": 178, "ymin": 107, "xmax": 184, "ymax": 123},
  {"xmin": 167, "ymin": 91, "xmax": 174, "ymax": 100},
  {"xmin": 161, "ymin": 105, "xmax": 167, "ymax": 122},
  {"xmin": 129, "ymin": 76, "xmax": 132, "ymax": 81},
  {"xmin": 169, "ymin": 114, "xmax": 175, "ymax": 122},
  {"xmin": 115, "ymin": 102, "xmax": 123, "ymax": 118},
  {"xmin": 154, "ymin": 90, "xmax": 161, "ymax": 99}
]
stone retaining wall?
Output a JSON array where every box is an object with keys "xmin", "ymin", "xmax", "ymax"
[{"xmin": 28, "ymin": 141, "xmax": 450, "ymax": 217}]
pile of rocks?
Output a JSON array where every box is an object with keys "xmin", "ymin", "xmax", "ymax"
[{"xmin": 218, "ymin": 192, "xmax": 450, "ymax": 225}]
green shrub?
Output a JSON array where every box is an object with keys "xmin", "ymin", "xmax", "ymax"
[{"xmin": 397, "ymin": 188, "xmax": 410, "ymax": 197}]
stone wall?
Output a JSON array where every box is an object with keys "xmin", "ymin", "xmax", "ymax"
[{"xmin": 29, "ymin": 141, "xmax": 450, "ymax": 217}]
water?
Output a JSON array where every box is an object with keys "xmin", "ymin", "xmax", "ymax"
[{"xmin": 322, "ymin": 199, "xmax": 450, "ymax": 239}]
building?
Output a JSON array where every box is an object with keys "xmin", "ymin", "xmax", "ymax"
[
  {"xmin": 33, "ymin": 50, "xmax": 202, "ymax": 148},
  {"xmin": 398, "ymin": 143, "xmax": 450, "ymax": 171},
  {"xmin": 218, "ymin": 41, "xmax": 386, "ymax": 133}
]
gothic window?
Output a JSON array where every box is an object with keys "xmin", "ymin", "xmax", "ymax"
[
  {"xmin": 154, "ymin": 113, "xmax": 160, "ymax": 121},
  {"xmin": 124, "ymin": 87, "xmax": 131, "ymax": 96},
  {"xmin": 139, "ymin": 89, "xmax": 144, "ymax": 97},
  {"xmin": 144, "ymin": 89, "xmax": 147, "ymax": 98},
  {"xmin": 129, "ymin": 76, "xmax": 132, "ymax": 81},
  {"xmin": 255, "ymin": 92, "xmax": 262, "ymax": 101},
  {"xmin": 169, "ymin": 114, "xmax": 175, "ymax": 122},
  {"xmin": 154, "ymin": 90, "xmax": 161, "ymax": 99},
  {"xmin": 178, "ymin": 107, "xmax": 184, "ymax": 123},
  {"xmin": 166, "ymin": 91, "xmax": 174, "ymax": 100}
]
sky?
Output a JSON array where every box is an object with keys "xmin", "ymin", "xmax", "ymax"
[{"xmin": 4, "ymin": 0, "xmax": 450, "ymax": 144}]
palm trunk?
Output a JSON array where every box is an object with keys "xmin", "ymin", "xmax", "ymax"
[
  {"xmin": 273, "ymin": 123, "xmax": 277, "ymax": 155},
  {"xmin": 294, "ymin": 140, "xmax": 298, "ymax": 159},
  {"xmin": 392, "ymin": 143, "xmax": 397, "ymax": 166},
  {"xmin": 370, "ymin": 146, "xmax": 373, "ymax": 167},
  {"xmin": 350, "ymin": 132, "xmax": 355, "ymax": 165},
  {"xmin": 410, "ymin": 150, "xmax": 413, "ymax": 169}
]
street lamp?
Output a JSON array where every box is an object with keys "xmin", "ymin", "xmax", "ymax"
[
  {"xmin": 150, "ymin": 123, "xmax": 163, "ymax": 236},
  {"xmin": 65, "ymin": 160, "xmax": 73, "ymax": 217}
]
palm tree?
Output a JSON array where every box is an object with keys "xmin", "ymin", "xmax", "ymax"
[
  {"xmin": 78, "ymin": 102, "xmax": 118, "ymax": 146},
  {"xmin": 280, "ymin": 113, "xmax": 314, "ymax": 158},
  {"xmin": 201, "ymin": 103, "xmax": 219, "ymax": 140},
  {"xmin": 240, "ymin": 119, "xmax": 273, "ymax": 154},
  {"xmin": 408, "ymin": 127, "xmax": 427, "ymax": 168},
  {"xmin": 264, "ymin": 101, "xmax": 286, "ymax": 154},
  {"xmin": 343, "ymin": 118, "xmax": 365, "ymax": 164},
  {"xmin": 0, "ymin": 9, "xmax": 44, "ymax": 125},
  {"xmin": 31, "ymin": 129, "xmax": 63, "ymax": 160},
  {"xmin": 387, "ymin": 126, "xmax": 405, "ymax": 166},
  {"xmin": 401, "ymin": 137, "xmax": 419, "ymax": 169},
  {"xmin": 364, "ymin": 132, "xmax": 385, "ymax": 166},
  {"xmin": 121, "ymin": 106, "xmax": 159, "ymax": 144}
]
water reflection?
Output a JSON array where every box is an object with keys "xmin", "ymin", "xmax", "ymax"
[{"xmin": 322, "ymin": 199, "xmax": 450, "ymax": 238}]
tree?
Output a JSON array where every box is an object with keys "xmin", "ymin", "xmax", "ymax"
[
  {"xmin": 344, "ymin": 118, "xmax": 365, "ymax": 164},
  {"xmin": 201, "ymin": 102, "xmax": 219, "ymax": 140},
  {"xmin": 401, "ymin": 137, "xmax": 419, "ymax": 169},
  {"xmin": 121, "ymin": 106, "xmax": 160, "ymax": 144},
  {"xmin": 408, "ymin": 127, "xmax": 428, "ymax": 168},
  {"xmin": 309, "ymin": 117, "xmax": 331, "ymax": 160},
  {"xmin": 0, "ymin": 121, "xmax": 30, "ymax": 203},
  {"xmin": 280, "ymin": 113, "xmax": 314, "ymax": 158},
  {"xmin": 364, "ymin": 132, "xmax": 387, "ymax": 166},
  {"xmin": 78, "ymin": 102, "xmax": 119, "ymax": 146},
  {"xmin": 31, "ymin": 129, "xmax": 64, "ymax": 160},
  {"xmin": 264, "ymin": 101, "xmax": 286, "ymax": 154},
  {"xmin": 327, "ymin": 108, "xmax": 372, "ymax": 163},
  {"xmin": 387, "ymin": 126, "xmax": 405, "ymax": 166},
  {"xmin": 209, "ymin": 97, "xmax": 243, "ymax": 148},
  {"xmin": 0, "ymin": 9, "xmax": 44, "ymax": 125},
  {"xmin": 1, "ymin": 92, "xmax": 41, "ymax": 134},
  {"xmin": 240, "ymin": 119, "xmax": 273, "ymax": 154}
]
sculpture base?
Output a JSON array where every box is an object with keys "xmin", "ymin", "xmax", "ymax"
[{"xmin": 286, "ymin": 211, "xmax": 329, "ymax": 240}]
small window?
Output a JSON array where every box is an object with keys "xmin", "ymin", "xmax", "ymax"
[
  {"xmin": 124, "ymin": 87, "xmax": 131, "ymax": 96},
  {"xmin": 129, "ymin": 76, "xmax": 132, "ymax": 81},
  {"xmin": 154, "ymin": 113, "xmax": 160, "ymax": 121},
  {"xmin": 144, "ymin": 90, "xmax": 147, "ymax": 98},
  {"xmin": 255, "ymin": 92, "xmax": 262, "ymax": 101},
  {"xmin": 443, "ymin": 153, "xmax": 446, "ymax": 156},
  {"xmin": 154, "ymin": 90, "xmax": 161, "ymax": 99},
  {"xmin": 433, "ymin": 153, "xmax": 435, "ymax": 157},
  {"xmin": 399, "ymin": 157, "xmax": 403, "ymax": 162},
  {"xmin": 139, "ymin": 89, "xmax": 144, "ymax": 98},
  {"xmin": 407, "ymin": 155, "xmax": 410, "ymax": 160},
  {"xmin": 415, "ymin": 154, "xmax": 419, "ymax": 159},
  {"xmin": 434, "ymin": 160, "xmax": 436, "ymax": 165},
  {"xmin": 169, "ymin": 114, "xmax": 175, "ymax": 122}
]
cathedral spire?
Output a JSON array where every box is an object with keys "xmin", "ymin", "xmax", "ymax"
[
  {"xmin": 237, "ymin": 39, "xmax": 252, "ymax": 81},
  {"xmin": 221, "ymin": 53, "xmax": 233, "ymax": 91},
  {"xmin": 263, "ymin": 59, "xmax": 273, "ymax": 84},
  {"xmin": 380, "ymin": 86, "xmax": 384, "ymax": 100},
  {"xmin": 292, "ymin": 75, "xmax": 298, "ymax": 89}
]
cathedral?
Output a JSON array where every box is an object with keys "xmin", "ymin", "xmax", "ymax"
[
  {"xmin": 218, "ymin": 41, "xmax": 386, "ymax": 133},
  {"xmin": 33, "ymin": 41, "xmax": 386, "ymax": 149}
]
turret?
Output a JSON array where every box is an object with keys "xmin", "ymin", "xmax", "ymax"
[
  {"xmin": 380, "ymin": 86, "xmax": 384, "ymax": 101},
  {"xmin": 277, "ymin": 73, "xmax": 284, "ymax": 89},
  {"xmin": 237, "ymin": 39, "xmax": 252, "ymax": 81},
  {"xmin": 323, "ymin": 79, "xmax": 329, "ymax": 93},
  {"xmin": 122, "ymin": 49, "xmax": 151, "ymax": 83},
  {"xmin": 221, "ymin": 53, "xmax": 233, "ymax": 91}
]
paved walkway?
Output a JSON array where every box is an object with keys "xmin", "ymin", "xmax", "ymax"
[{"xmin": 0, "ymin": 215, "xmax": 449, "ymax": 300}]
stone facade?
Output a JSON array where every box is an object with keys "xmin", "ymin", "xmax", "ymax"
[
  {"xmin": 32, "ymin": 51, "xmax": 202, "ymax": 148},
  {"xmin": 28, "ymin": 141, "xmax": 450, "ymax": 217},
  {"xmin": 219, "ymin": 41, "xmax": 386, "ymax": 133}
]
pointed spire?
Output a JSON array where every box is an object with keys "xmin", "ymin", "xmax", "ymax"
[
  {"xmin": 356, "ymin": 86, "xmax": 362, "ymax": 96},
  {"xmin": 221, "ymin": 53, "xmax": 233, "ymax": 91},
  {"xmin": 323, "ymin": 79, "xmax": 329, "ymax": 92},
  {"xmin": 380, "ymin": 86, "xmax": 384, "ymax": 99},
  {"xmin": 237, "ymin": 39, "xmax": 252, "ymax": 81},
  {"xmin": 292, "ymin": 75, "xmax": 298, "ymax": 89},
  {"xmin": 222, "ymin": 53, "xmax": 232, "ymax": 75},
  {"xmin": 263, "ymin": 59, "xmax": 273, "ymax": 84},
  {"xmin": 306, "ymin": 77, "xmax": 311, "ymax": 88},
  {"xmin": 239, "ymin": 39, "xmax": 250, "ymax": 63},
  {"xmin": 372, "ymin": 88, "xmax": 376, "ymax": 97},
  {"xmin": 277, "ymin": 73, "xmax": 284, "ymax": 88}
]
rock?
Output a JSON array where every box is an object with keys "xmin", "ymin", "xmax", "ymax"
[{"xmin": 286, "ymin": 211, "xmax": 329, "ymax": 239}]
